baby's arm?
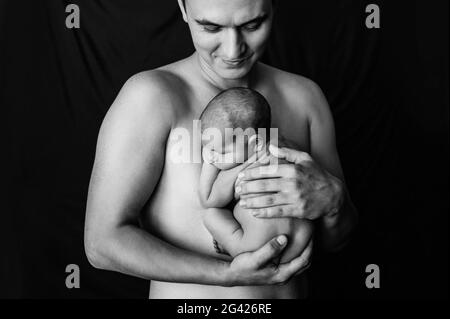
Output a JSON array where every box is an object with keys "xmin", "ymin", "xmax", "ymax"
[
  {"xmin": 199, "ymin": 161, "xmax": 247, "ymax": 208},
  {"xmin": 198, "ymin": 161, "xmax": 221, "ymax": 207}
]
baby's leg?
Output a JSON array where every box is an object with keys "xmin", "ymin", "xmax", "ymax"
[
  {"xmin": 279, "ymin": 220, "xmax": 314, "ymax": 264},
  {"xmin": 202, "ymin": 208, "xmax": 244, "ymax": 257}
]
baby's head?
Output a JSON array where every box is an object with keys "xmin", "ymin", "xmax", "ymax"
[{"xmin": 200, "ymin": 87, "xmax": 271, "ymax": 170}]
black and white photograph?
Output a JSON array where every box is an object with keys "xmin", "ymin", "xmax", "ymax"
[{"xmin": 2, "ymin": 0, "xmax": 448, "ymax": 303}]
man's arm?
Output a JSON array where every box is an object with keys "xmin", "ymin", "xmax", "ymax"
[
  {"xmin": 84, "ymin": 72, "xmax": 228, "ymax": 284},
  {"xmin": 307, "ymin": 81, "xmax": 358, "ymax": 252},
  {"xmin": 84, "ymin": 72, "xmax": 308, "ymax": 286}
]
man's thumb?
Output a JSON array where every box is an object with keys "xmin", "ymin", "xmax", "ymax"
[
  {"xmin": 276, "ymin": 235, "xmax": 287, "ymax": 246},
  {"xmin": 269, "ymin": 144, "xmax": 311, "ymax": 164},
  {"xmin": 269, "ymin": 144, "xmax": 297, "ymax": 163},
  {"xmin": 269, "ymin": 144, "xmax": 286, "ymax": 158},
  {"xmin": 255, "ymin": 235, "xmax": 288, "ymax": 266}
]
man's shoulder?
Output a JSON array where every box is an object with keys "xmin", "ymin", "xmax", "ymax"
[
  {"xmin": 260, "ymin": 63, "xmax": 323, "ymax": 107},
  {"xmin": 259, "ymin": 64, "xmax": 329, "ymax": 128},
  {"xmin": 124, "ymin": 69, "xmax": 187, "ymax": 101},
  {"xmin": 111, "ymin": 69, "xmax": 189, "ymax": 121}
]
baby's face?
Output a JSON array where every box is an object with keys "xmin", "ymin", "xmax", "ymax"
[{"xmin": 202, "ymin": 131, "xmax": 255, "ymax": 170}]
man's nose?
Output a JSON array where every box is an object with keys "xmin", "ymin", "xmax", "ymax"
[{"xmin": 222, "ymin": 29, "xmax": 246, "ymax": 60}]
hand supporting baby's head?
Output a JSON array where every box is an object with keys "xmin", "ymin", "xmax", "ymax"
[{"xmin": 200, "ymin": 87, "xmax": 272, "ymax": 170}]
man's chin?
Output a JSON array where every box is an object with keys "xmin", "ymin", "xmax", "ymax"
[{"xmin": 217, "ymin": 66, "xmax": 252, "ymax": 81}]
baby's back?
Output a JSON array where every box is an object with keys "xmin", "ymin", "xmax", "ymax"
[
  {"xmin": 233, "ymin": 157, "xmax": 313, "ymax": 263},
  {"xmin": 233, "ymin": 205, "xmax": 313, "ymax": 263}
]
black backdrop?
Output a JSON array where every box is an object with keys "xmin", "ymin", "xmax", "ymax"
[{"xmin": 2, "ymin": 0, "xmax": 448, "ymax": 299}]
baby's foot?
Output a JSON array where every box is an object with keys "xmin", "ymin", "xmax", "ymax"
[{"xmin": 213, "ymin": 238, "xmax": 230, "ymax": 256}]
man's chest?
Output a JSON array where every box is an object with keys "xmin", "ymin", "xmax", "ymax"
[{"xmin": 264, "ymin": 91, "xmax": 311, "ymax": 153}]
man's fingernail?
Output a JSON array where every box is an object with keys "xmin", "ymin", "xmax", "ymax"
[
  {"xmin": 239, "ymin": 200, "xmax": 246, "ymax": 207},
  {"xmin": 277, "ymin": 235, "xmax": 287, "ymax": 246},
  {"xmin": 252, "ymin": 210, "xmax": 260, "ymax": 217},
  {"xmin": 236, "ymin": 186, "xmax": 241, "ymax": 194},
  {"xmin": 238, "ymin": 172, "xmax": 245, "ymax": 179}
]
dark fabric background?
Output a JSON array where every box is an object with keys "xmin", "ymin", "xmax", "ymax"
[{"xmin": 2, "ymin": 0, "xmax": 448, "ymax": 298}]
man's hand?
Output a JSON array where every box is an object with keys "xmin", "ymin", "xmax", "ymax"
[
  {"xmin": 235, "ymin": 144, "xmax": 344, "ymax": 220},
  {"xmin": 225, "ymin": 235, "xmax": 313, "ymax": 286}
]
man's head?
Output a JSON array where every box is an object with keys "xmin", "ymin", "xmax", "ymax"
[
  {"xmin": 178, "ymin": 0, "xmax": 274, "ymax": 80},
  {"xmin": 200, "ymin": 87, "xmax": 271, "ymax": 170}
]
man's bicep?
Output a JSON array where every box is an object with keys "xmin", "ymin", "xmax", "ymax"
[
  {"xmin": 86, "ymin": 74, "xmax": 173, "ymax": 228},
  {"xmin": 308, "ymin": 84, "xmax": 345, "ymax": 181}
]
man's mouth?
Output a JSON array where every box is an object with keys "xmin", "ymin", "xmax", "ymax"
[{"xmin": 222, "ymin": 55, "xmax": 252, "ymax": 67}]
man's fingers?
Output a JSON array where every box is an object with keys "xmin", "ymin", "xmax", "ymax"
[
  {"xmin": 268, "ymin": 144, "xmax": 285, "ymax": 158},
  {"xmin": 253, "ymin": 235, "xmax": 288, "ymax": 268},
  {"xmin": 238, "ymin": 164, "xmax": 297, "ymax": 181},
  {"xmin": 237, "ymin": 178, "xmax": 291, "ymax": 195},
  {"xmin": 240, "ymin": 193, "xmax": 292, "ymax": 209},
  {"xmin": 251, "ymin": 205, "xmax": 294, "ymax": 218},
  {"xmin": 269, "ymin": 144, "xmax": 313, "ymax": 165}
]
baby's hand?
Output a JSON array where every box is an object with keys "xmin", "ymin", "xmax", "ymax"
[{"xmin": 202, "ymin": 147, "xmax": 219, "ymax": 164}]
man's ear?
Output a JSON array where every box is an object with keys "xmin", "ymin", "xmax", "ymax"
[{"xmin": 177, "ymin": 0, "xmax": 188, "ymax": 22}]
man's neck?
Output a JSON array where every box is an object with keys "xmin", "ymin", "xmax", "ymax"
[{"xmin": 194, "ymin": 52, "xmax": 256, "ymax": 90}]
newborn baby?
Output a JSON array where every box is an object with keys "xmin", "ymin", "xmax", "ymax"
[{"xmin": 199, "ymin": 87, "xmax": 313, "ymax": 263}]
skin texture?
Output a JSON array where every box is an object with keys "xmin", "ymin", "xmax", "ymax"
[
  {"xmin": 180, "ymin": 0, "xmax": 273, "ymax": 84},
  {"xmin": 84, "ymin": 0, "xmax": 357, "ymax": 299},
  {"xmin": 200, "ymin": 140, "xmax": 314, "ymax": 265}
]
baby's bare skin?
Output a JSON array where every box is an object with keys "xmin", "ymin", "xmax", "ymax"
[
  {"xmin": 200, "ymin": 145, "xmax": 314, "ymax": 265},
  {"xmin": 204, "ymin": 155, "xmax": 314, "ymax": 264},
  {"xmin": 85, "ymin": 0, "xmax": 355, "ymax": 300},
  {"xmin": 141, "ymin": 59, "xmax": 313, "ymax": 298},
  {"xmin": 85, "ymin": 55, "xmax": 345, "ymax": 299}
]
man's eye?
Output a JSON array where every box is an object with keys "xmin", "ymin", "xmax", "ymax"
[
  {"xmin": 242, "ymin": 22, "xmax": 262, "ymax": 31},
  {"xmin": 203, "ymin": 25, "xmax": 221, "ymax": 33}
]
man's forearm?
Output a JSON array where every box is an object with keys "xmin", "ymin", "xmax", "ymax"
[
  {"xmin": 86, "ymin": 224, "xmax": 230, "ymax": 286},
  {"xmin": 319, "ymin": 181, "xmax": 358, "ymax": 252}
]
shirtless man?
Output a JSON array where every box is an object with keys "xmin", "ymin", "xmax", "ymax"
[{"xmin": 84, "ymin": 0, "xmax": 358, "ymax": 299}]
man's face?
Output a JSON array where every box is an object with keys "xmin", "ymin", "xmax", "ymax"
[{"xmin": 181, "ymin": 0, "xmax": 273, "ymax": 80}]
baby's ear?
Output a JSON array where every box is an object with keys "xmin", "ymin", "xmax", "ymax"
[
  {"xmin": 202, "ymin": 147, "xmax": 215, "ymax": 164},
  {"xmin": 249, "ymin": 134, "xmax": 265, "ymax": 152}
]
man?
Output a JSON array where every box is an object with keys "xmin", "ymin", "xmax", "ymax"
[{"xmin": 84, "ymin": 0, "xmax": 357, "ymax": 298}]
